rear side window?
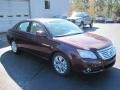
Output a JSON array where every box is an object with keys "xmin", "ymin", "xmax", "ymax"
[{"xmin": 18, "ymin": 22, "xmax": 30, "ymax": 32}]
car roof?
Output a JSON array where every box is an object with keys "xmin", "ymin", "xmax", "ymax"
[
  {"xmin": 72, "ymin": 12, "xmax": 88, "ymax": 14},
  {"xmin": 27, "ymin": 18, "xmax": 66, "ymax": 24}
]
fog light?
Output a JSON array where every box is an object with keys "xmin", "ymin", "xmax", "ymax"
[{"xmin": 86, "ymin": 67, "xmax": 92, "ymax": 72}]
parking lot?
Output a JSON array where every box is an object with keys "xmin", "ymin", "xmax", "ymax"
[{"xmin": 0, "ymin": 23, "xmax": 120, "ymax": 90}]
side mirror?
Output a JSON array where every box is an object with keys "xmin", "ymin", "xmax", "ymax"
[{"xmin": 36, "ymin": 31, "xmax": 47, "ymax": 37}]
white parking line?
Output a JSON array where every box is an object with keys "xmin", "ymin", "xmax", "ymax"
[
  {"xmin": 0, "ymin": 46, "xmax": 22, "ymax": 90},
  {"xmin": 0, "ymin": 46, "xmax": 11, "ymax": 57},
  {"xmin": 0, "ymin": 63, "xmax": 22, "ymax": 90}
]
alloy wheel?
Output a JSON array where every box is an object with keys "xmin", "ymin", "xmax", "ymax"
[
  {"xmin": 53, "ymin": 55, "xmax": 68, "ymax": 74},
  {"xmin": 11, "ymin": 41, "xmax": 17, "ymax": 53}
]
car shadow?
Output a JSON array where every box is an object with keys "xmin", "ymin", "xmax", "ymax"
[
  {"xmin": 0, "ymin": 40, "xmax": 9, "ymax": 48},
  {"xmin": 83, "ymin": 27, "xmax": 99, "ymax": 33},
  {"xmin": 0, "ymin": 50, "xmax": 120, "ymax": 90}
]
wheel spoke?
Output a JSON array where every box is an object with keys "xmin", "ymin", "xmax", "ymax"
[
  {"xmin": 11, "ymin": 41, "xmax": 17, "ymax": 53},
  {"xmin": 53, "ymin": 55, "xmax": 68, "ymax": 74}
]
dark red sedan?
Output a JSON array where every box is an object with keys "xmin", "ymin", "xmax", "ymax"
[{"xmin": 7, "ymin": 18, "xmax": 116, "ymax": 76}]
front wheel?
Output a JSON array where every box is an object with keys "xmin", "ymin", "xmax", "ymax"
[{"xmin": 52, "ymin": 53, "xmax": 71, "ymax": 76}]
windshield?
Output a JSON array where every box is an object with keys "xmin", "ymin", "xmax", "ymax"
[
  {"xmin": 45, "ymin": 20, "xmax": 83, "ymax": 37},
  {"xmin": 72, "ymin": 12, "xmax": 89, "ymax": 17}
]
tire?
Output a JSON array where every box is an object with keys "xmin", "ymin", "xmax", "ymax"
[
  {"xmin": 52, "ymin": 52, "xmax": 71, "ymax": 76},
  {"xmin": 89, "ymin": 23, "xmax": 93, "ymax": 28},
  {"xmin": 11, "ymin": 40, "xmax": 20, "ymax": 54}
]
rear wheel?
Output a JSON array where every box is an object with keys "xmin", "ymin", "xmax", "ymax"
[
  {"xmin": 11, "ymin": 40, "xmax": 20, "ymax": 54},
  {"xmin": 89, "ymin": 23, "xmax": 93, "ymax": 28},
  {"xmin": 52, "ymin": 53, "xmax": 71, "ymax": 76}
]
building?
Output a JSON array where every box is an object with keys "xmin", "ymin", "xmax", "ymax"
[{"xmin": 0, "ymin": 0, "xmax": 69, "ymax": 32}]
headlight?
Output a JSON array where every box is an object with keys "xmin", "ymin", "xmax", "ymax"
[
  {"xmin": 77, "ymin": 49, "xmax": 97, "ymax": 59},
  {"xmin": 75, "ymin": 19, "xmax": 81, "ymax": 22}
]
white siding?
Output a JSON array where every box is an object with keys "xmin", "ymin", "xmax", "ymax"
[
  {"xmin": 30, "ymin": 0, "xmax": 69, "ymax": 18},
  {"xmin": 30, "ymin": 0, "xmax": 43, "ymax": 18},
  {"xmin": 0, "ymin": 0, "xmax": 30, "ymax": 32},
  {"xmin": 44, "ymin": 0, "xmax": 69, "ymax": 17},
  {"xmin": 0, "ymin": 0, "xmax": 69, "ymax": 32}
]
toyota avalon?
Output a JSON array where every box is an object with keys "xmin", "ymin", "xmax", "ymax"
[{"xmin": 7, "ymin": 18, "xmax": 116, "ymax": 76}]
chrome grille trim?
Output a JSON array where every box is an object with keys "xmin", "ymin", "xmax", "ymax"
[{"xmin": 97, "ymin": 45, "xmax": 116, "ymax": 60}]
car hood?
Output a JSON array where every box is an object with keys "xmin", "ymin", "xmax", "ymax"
[
  {"xmin": 67, "ymin": 17, "xmax": 81, "ymax": 20},
  {"xmin": 54, "ymin": 33, "xmax": 112, "ymax": 50}
]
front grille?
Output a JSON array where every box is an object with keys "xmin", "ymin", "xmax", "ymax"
[
  {"xmin": 97, "ymin": 45, "xmax": 116, "ymax": 60},
  {"xmin": 84, "ymin": 16, "xmax": 90, "ymax": 21}
]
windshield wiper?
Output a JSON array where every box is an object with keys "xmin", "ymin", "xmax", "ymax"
[
  {"xmin": 68, "ymin": 33, "xmax": 82, "ymax": 36},
  {"xmin": 55, "ymin": 33, "xmax": 82, "ymax": 37}
]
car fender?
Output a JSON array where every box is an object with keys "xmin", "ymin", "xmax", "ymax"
[{"xmin": 52, "ymin": 41, "xmax": 78, "ymax": 66}]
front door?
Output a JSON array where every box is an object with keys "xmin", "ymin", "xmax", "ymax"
[{"xmin": 27, "ymin": 22, "xmax": 52, "ymax": 60}]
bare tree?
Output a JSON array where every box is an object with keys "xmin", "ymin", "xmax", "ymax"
[
  {"xmin": 113, "ymin": 0, "xmax": 120, "ymax": 17},
  {"xmin": 82, "ymin": 0, "xmax": 89, "ymax": 11},
  {"xmin": 105, "ymin": 0, "xmax": 113, "ymax": 17},
  {"xmin": 69, "ymin": 0, "xmax": 89, "ymax": 12},
  {"xmin": 69, "ymin": 0, "xmax": 120, "ymax": 17},
  {"xmin": 94, "ymin": 0, "xmax": 105, "ymax": 16}
]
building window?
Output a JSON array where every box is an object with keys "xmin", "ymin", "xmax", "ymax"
[{"xmin": 45, "ymin": 0, "xmax": 50, "ymax": 9}]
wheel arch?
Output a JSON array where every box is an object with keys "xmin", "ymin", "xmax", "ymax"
[{"xmin": 50, "ymin": 50, "xmax": 73, "ymax": 67}]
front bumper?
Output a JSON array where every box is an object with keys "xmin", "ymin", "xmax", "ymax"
[
  {"xmin": 83, "ymin": 20, "xmax": 92, "ymax": 25},
  {"xmin": 74, "ymin": 56, "xmax": 116, "ymax": 74},
  {"xmin": 68, "ymin": 19, "xmax": 92, "ymax": 26},
  {"xmin": 74, "ymin": 20, "xmax": 92, "ymax": 26}
]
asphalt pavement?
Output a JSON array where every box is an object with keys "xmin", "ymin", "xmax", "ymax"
[{"xmin": 0, "ymin": 23, "xmax": 120, "ymax": 90}]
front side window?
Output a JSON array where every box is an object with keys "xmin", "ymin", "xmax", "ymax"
[
  {"xmin": 30, "ymin": 22, "xmax": 45, "ymax": 34},
  {"xmin": 45, "ymin": 0, "xmax": 50, "ymax": 9},
  {"xmin": 18, "ymin": 22, "xmax": 29, "ymax": 32}
]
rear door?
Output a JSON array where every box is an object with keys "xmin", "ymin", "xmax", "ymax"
[{"xmin": 14, "ymin": 21, "xmax": 32, "ymax": 50}]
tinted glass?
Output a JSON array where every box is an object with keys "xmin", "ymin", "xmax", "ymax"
[
  {"xmin": 18, "ymin": 22, "xmax": 29, "ymax": 32},
  {"xmin": 45, "ymin": 20, "xmax": 83, "ymax": 37}
]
